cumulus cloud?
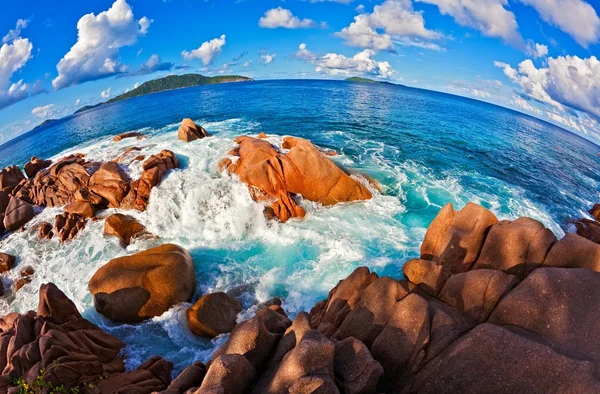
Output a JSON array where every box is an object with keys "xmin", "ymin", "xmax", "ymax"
[
  {"xmin": 182, "ymin": 35, "xmax": 226, "ymax": 66},
  {"xmin": 526, "ymin": 42, "xmax": 548, "ymax": 59},
  {"xmin": 495, "ymin": 55, "xmax": 600, "ymax": 119},
  {"xmin": 295, "ymin": 43, "xmax": 394, "ymax": 78},
  {"xmin": 261, "ymin": 54, "xmax": 276, "ymax": 64},
  {"xmin": 0, "ymin": 33, "xmax": 33, "ymax": 110},
  {"xmin": 337, "ymin": 0, "xmax": 443, "ymax": 52},
  {"xmin": 31, "ymin": 104, "xmax": 55, "ymax": 118},
  {"xmin": 2, "ymin": 19, "xmax": 30, "ymax": 44},
  {"xmin": 259, "ymin": 7, "xmax": 319, "ymax": 29},
  {"xmin": 520, "ymin": 0, "xmax": 600, "ymax": 47},
  {"xmin": 52, "ymin": 0, "xmax": 152, "ymax": 90},
  {"xmin": 100, "ymin": 87, "xmax": 112, "ymax": 99},
  {"xmin": 416, "ymin": 0, "xmax": 522, "ymax": 46}
]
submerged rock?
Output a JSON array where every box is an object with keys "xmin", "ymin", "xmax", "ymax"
[
  {"xmin": 187, "ymin": 292, "xmax": 243, "ymax": 338},
  {"xmin": 113, "ymin": 131, "xmax": 143, "ymax": 141},
  {"xmin": 178, "ymin": 118, "xmax": 210, "ymax": 142},
  {"xmin": 89, "ymin": 243, "xmax": 195, "ymax": 323},
  {"xmin": 221, "ymin": 136, "xmax": 372, "ymax": 222},
  {"xmin": 104, "ymin": 213, "xmax": 149, "ymax": 245}
]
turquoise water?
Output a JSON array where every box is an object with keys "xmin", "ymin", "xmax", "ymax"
[{"xmin": 0, "ymin": 80, "xmax": 598, "ymax": 373}]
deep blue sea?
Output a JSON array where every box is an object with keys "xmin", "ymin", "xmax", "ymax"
[{"xmin": 0, "ymin": 79, "xmax": 598, "ymax": 372}]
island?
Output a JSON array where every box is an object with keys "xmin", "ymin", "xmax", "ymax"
[
  {"xmin": 75, "ymin": 73, "xmax": 253, "ymax": 114},
  {"xmin": 345, "ymin": 76, "xmax": 380, "ymax": 83}
]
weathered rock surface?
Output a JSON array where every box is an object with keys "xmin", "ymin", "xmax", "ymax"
[
  {"xmin": 0, "ymin": 166, "xmax": 25, "ymax": 193},
  {"xmin": 113, "ymin": 131, "xmax": 143, "ymax": 142},
  {"xmin": 64, "ymin": 201, "xmax": 97, "ymax": 218},
  {"xmin": 120, "ymin": 150, "xmax": 179, "ymax": 211},
  {"xmin": 88, "ymin": 162, "xmax": 130, "ymax": 208},
  {"xmin": 220, "ymin": 136, "xmax": 372, "ymax": 222},
  {"xmin": 187, "ymin": 292, "xmax": 242, "ymax": 338},
  {"xmin": 3, "ymin": 196, "xmax": 34, "ymax": 231},
  {"xmin": 89, "ymin": 244, "xmax": 195, "ymax": 323},
  {"xmin": 24, "ymin": 157, "xmax": 51, "ymax": 178},
  {"xmin": 0, "ymin": 253, "xmax": 15, "ymax": 273},
  {"xmin": 54, "ymin": 212, "xmax": 87, "ymax": 242},
  {"xmin": 0, "ymin": 283, "xmax": 173, "ymax": 393},
  {"xmin": 104, "ymin": 213, "xmax": 149, "ymax": 245},
  {"xmin": 178, "ymin": 119, "xmax": 210, "ymax": 142}
]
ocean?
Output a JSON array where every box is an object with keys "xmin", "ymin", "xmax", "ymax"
[{"xmin": 0, "ymin": 79, "xmax": 598, "ymax": 373}]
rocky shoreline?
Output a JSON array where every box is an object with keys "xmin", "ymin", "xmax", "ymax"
[{"xmin": 0, "ymin": 121, "xmax": 598, "ymax": 393}]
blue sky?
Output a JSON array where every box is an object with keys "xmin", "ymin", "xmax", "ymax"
[{"xmin": 1, "ymin": 0, "xmax": 599, "ymax": 144}]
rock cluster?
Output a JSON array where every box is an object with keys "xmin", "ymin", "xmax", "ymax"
[
  {"xmin": 0, "ymin": 283, "xmax": 174, "ymax": 393},
  {"xmin": 220, "ymin": 136, "xmax": 372, "ymax": 222}
]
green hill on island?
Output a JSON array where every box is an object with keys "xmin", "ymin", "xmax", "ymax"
[
  {"xmin": 345, "ymin": 77, "xmax": 380, "ymax": 83},
  {"xmin": 75, "ymin": 73, "xmax": 252, "ymax": 114}
]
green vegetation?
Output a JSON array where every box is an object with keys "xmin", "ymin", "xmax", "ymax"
[
  {"xmin": 9, "ymin": 370, "xmax": 96, "ymax": 394},
  {"xmin": 75, "ymin": 73, "xmax": 252, "ymax": 114},
  {"xmin": 345, "ymin": 77, "xmax": 380, "ymax": 83}
]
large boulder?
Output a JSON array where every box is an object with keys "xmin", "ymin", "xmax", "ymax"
[
  {"xmin": 334, "ymin": 337, "xmax": 383, "ymax": 394},
  {"xmin": 54, "ymin": 212, "xmax": 87, "ymax": 242},
  {"xmin": 104, "ymin": 213, "xmax": 149, "ymax": 245},
  {"xmin": 187, "ymin": 292, "xmax": 242, "ymax": 338},
  {"xmin": 471, "ymin": 217, "xmax": 557, "ymax": 278},
  {"xmin": 572, "ymin": 218, "xmax": 600, "ymax": 243},
  {"xmin": 3, "ymin": 196, "xmax": 34, "ymax": 231},
  {"xmin": 64, "ymin": 201, "xmax": 96, "ymax": 218},
  {"xmin": 420, "ymin": 203, "xmax": 498, "ymax": 273},
  {"xmin": 0, "ymin": 166, "xmax": 25, "ymax": 193},
  {"xmin": 88, "ymin": 161, "xmax": 130, "ymax": 207},
  {"xmin": 89, "ymin": 244, "xmax": 196, "ymax": 323},
  {"xmin": 113, "ymin": 131, "xmax": 143, "ymax": 142},
  {"xmin": 178, "ymin": 118, "xmax": 210, "ymax": 142},
  {"xmin": 402, "ymin": 259, "xmax": 450, "ymax": 296},
  {"xmin": 24, "ymin": 156, "xmax": 51, "ymax": 178},
  {"xmin": 543, "ymin": 232, "xmax": 600, "ymax": 271},
  {"xmin": 221, "ymin": 136, "xmax": 372, "ymax": 222},
  {"xmin": 196, "ymin": 354, "xmax": 256, "ymax": 394}
]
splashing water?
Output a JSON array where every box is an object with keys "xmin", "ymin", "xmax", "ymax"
[{"xmin": 0, "ymin": 80, "xmax": 596, "ymax": 373}]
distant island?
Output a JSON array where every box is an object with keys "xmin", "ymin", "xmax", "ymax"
[
  {"xmin": 345, "ymin": 77, "xmax": 380, "ymax": 83},
  {"xmin": 75, "ymin": 74, "xmax": 253, "ymax": 114}
]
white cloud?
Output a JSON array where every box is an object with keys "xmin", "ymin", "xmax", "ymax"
[
  {"xmin": 261, "ymin": 54, "xmax": 276, "ymax": 65},
  {"xmin": 526, "ymin": 42, "xmax": 548, "ymax": 59},
  {"xmin": 520, "ymin": 0, "xmax": 600, "ymax": 47},
  {"xmin": 52, "ymin": 0, "xmax": 152, "ymax": 89},
  {"xmin": 259, "ymin": 7, "xmax": 318, "ymax": 29},
  {"xmin": 417, "ymin": 0, "xmax": 522, "ymax": 46},
  {"xmin": 495, "ymin": 55, "xmax": 600, "ymax": 119},
  {"xmin": 512, "ymin": 95, "xmax": 540, "ymax": 113},
  {"xmin": 243, "ymin": 61, "xmax": 252, "ymax": 68},
  {"xmin": 100, "ymin": 87, "xmax": 112, "ymax": 98},
  {"xmin": 31, "ymin": 104, "xmax": 55, "ymax": 118},
  {"xmin": 296, "ymin": 44, "xmax": 394, "ymax": 78},
  {"xmin": 2, "ymin": 19, "xmax": 30, "ymax": 44},
  {"xmin": 337, "ymin": 0, "xmax": 443, "ymax": 51},
  {"xmin": 0, "ymin": 35, "xmax": 33, "ymax": 110},
  {"xmin": 182, "ymin": 35, "xmax": 226, "ymax": 66},
  {"xmin": 356, "ymin": 4, "xmax": 365, "ymax": 13}
]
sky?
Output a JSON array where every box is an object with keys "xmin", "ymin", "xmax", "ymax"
[{"xmin": 0, "ymin": 0, "xmax": 599, "ymax": 144}]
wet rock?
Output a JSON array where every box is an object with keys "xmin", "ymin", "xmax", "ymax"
[
  {"xmin": 3, "ymin": 197, "xmax": 34, "ymax": 231},
  {"xmin": 0, "ymin": 166, "xmax": 25, "ymax": 193},
  {"xmin": 590, "ymin": 203, "xmax": 600, "ymax": 221},
  {"xmin": 257, "ymin": 132, "xmax": 268, "ymax": 139},
  {"xmin": 196, "ymin": 354, "xmax": 255, "ymax": 394},
  {"xmin": 14, "ymin": 277, "xmax": 31, "ymax": 291},
  {"xmin": 113, "ymin": 131, "xmax": 143, "ymax": 142},
  {"xmin": 472, "ymin": 217, "xmax": 557, "ymax": 278},
  {"xmin": 187, "ymin": 292, "xmax": 242, "ymax": 338},
  {"xmin": 89, "ymin": 161, "xmax": 130, "ymax": 207},
  {"xmin": 116, "ymin": 146, "xmax": 145, "ymax": 164},
  {"xmin": 571, "ymin": 218, "xmax": 600, "ymax": 244},
  {"xmin": 93, "ymin": 356, "xmax": 172, "ymax": 393},
  {"xmin": 223, "ymin": 136, "xmax": 372, "ymax": 222},
  {"xmin": 64, "ymin": 201, "xmax": 96, "ymax": 218},
  {"xmin": 73, "ymin": 186, "xmax": 104, "ymax": 205},
  {"xmin": 120, "ymin": 150, "xmax": 179, "ymax": 211},
  {"xmin": 334, "ymin": 337, "xmax": 383, "ymax": 394},
  {"xmin": 54, "ymin": 212, "xmax": 86, "ymax": 242},
  {"xmin": 38, "ymin": 221, "xmax": 53, "ymax": 240},
  {"xmin": 0, "ymin": 253, "xmax": 15, "ymax": 273},
  {"xmin": 178, "ymin": 118, "xmax": 210, "ymax": 142},
  {"xmin": 104, "ymin": 213, "xmax": 149, "ymax": 245},
  {"xmin": 89, "ymin": 244, "xmax": 195, "ymax": 323},
  {"xmin": 24, "ymin": 157, "xmax": 51, "ymax": 179}
]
